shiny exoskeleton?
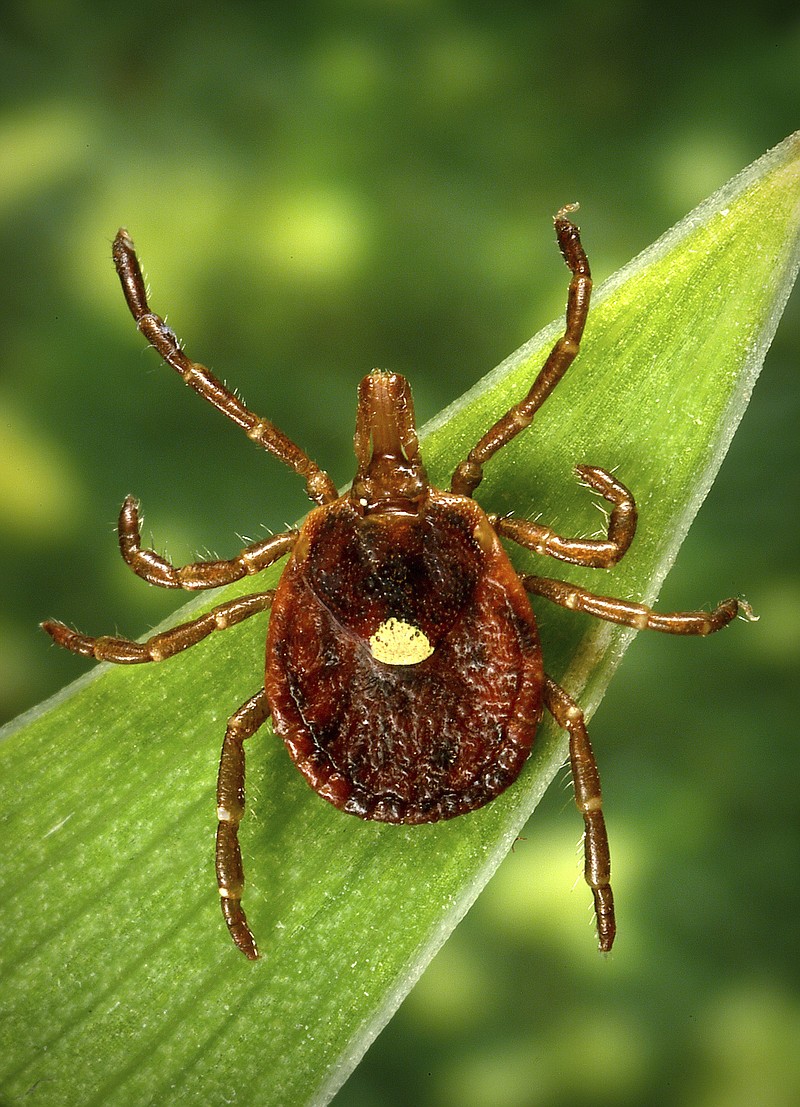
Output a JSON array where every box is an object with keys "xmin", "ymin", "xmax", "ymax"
[{"xmin": 43, "ymin": 210, "xmax": 753, "ymax": 959}]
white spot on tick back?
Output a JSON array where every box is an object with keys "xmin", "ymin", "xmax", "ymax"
[{"xmin": 369, "ymin": 618, "xmax": 434, "ymax": 665}]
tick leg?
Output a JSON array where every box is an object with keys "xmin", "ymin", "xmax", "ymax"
[
  {"xmin": 42, "ymin": 591, "xmax": 274, "ymax": 663},
  {"xmin": 112, "ymin": 229, "xmax": 338, "ymax": 507},
  {"xmin": 492, "ymin": 466, "xmax": 637, "ymax": 568},
  {"xmin": 543, "ymin": 676, "xmax": 615, "ymax": 951},
  {"xmin": 523, "ymin": 576, "xmax": 756, "ymax": 635},
  {"xmin": 451, "ymin": 207, "xmax": 591, "ymax": 497},
  {"xmin": 118, "ymin": 495, "xmax": 297, "ymax": 590},
  {"xmin": 216, "ymin": 688, "xmax": 271, "ymax": 960}
]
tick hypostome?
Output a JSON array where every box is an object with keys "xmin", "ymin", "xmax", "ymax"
[{"xmin": 43, "ymin": 210, "xmax": 754, "ymax": 960}]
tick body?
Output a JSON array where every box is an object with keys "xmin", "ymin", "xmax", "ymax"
[
  {"xmin": 44, "ymin": 210, "xmax": 752, "ymax": 960},
  {"xmin": 267, "ymin": 480, "xmax": 543, "ymax": 825}
]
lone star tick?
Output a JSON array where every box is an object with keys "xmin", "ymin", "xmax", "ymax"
[{"xmin": 43, "ymin": 209, "xmax": 754, "ymax": 960}]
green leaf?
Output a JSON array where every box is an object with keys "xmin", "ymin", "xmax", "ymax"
[{"xmin": 2, "ymin": 132, "xmax": 799, "ymax": 1107}]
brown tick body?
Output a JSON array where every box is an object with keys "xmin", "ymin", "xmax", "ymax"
[
  {"xmin": 43, "ymin": 210, "xmax": 753, "ymax": 960},
  {"xmin": 267, "ymin": 482, "xmax": 544, "ymax": 825}
]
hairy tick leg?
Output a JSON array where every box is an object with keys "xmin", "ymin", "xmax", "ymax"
[{"xmin": 216, "ymin": 689, "xmax": 272, "ymax": 960}]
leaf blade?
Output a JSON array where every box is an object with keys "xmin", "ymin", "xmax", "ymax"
[{"xmin": 1, "ymin": 132, "xmax": 799, "ymax": 1107}]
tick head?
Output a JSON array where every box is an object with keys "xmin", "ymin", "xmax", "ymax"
[{"xmin": 350, "ymin": 371, "xmax": 429, "ymax": 517}]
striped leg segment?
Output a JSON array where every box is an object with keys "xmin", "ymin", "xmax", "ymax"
[
  {"xmin": 42, "ymin": 591, "xmax": 274, "ymax": 664},
  {"xmin": 493, "ymin": 465, "xmax": 637, "ymax": 568},
  {"xmin": 544, "ymin": 676, "xmax": 615, "ymax": 952},
  {"xmin": 524, "ymin": 576, "xmax": 755, "ymax": 635},
  {"xmin": 113, "ymin": 229, "xmax": 337, "ymax": 506},
  {"xmin": 451, "ymin": 208, "xmax": 592, "ymax": 498},
  {"xmin": 117, "ymin": 495, "xmax": 297, "ymax": 590},
  {"xmin": 215, "ymin": 688, "xmax": 272, "ymax": 959}
]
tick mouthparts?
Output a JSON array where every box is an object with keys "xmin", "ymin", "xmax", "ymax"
[
  {"xmin": 355, "ymin": 371, "xmax": 420, "ymax": 464},
  {"xmin": 350, "ymin": 371, "xmax": 429, "ymax": 514}
]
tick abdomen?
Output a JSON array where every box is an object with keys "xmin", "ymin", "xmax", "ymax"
[{"xmin": 266, "ymin": 495, "xmax": 544, "ymax": 823}]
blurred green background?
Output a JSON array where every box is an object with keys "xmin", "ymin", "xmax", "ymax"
[{"xmin": 1, "ymin": 2, "xmax": 798, "ymax": 1105}]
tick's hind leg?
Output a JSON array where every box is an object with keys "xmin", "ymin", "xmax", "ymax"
[
  {"xmin": 42, "ymin": 591, "xmax": 274, "ymax": 663},
  {"xmin": 216, "ymin": 688, "xmax": 271, "ymax": 959},
  {"xmin": 544, "ymin": 676, "xmax": 615, "ymax": 953}
]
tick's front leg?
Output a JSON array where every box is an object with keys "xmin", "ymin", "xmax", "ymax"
[
  {"xmin": 216, "ymin": 688, "xmax": 272, "ymax": 960},
  {"xmin": 451, "ymin": 207, "xmax": 591, "ymax": 498},
  {"xmin": 113, "ymin": 229, "xmax": 338, "ymax": 506}
]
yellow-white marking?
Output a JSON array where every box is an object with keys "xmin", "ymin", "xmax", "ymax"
[{"xmin": 369, "ymin": 618, "xmax": 434, "ymax": 666}]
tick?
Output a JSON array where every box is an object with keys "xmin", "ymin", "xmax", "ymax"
[{"xmin": 43, "ymin": 209, "xmax": 753, "ymax": 959}]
